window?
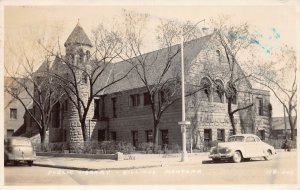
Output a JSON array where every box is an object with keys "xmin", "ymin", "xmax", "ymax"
[
  {"xmin": 213, "ymin": 80, "xmax": 224, "ymax": 103},
  {"xmin": 63, "ymin": 130, "xmax": 67, "ymax": 142},
  {"xmin": 7, "ymin": 129, "xmax": 14, "ymax": 137},
  {"xmin": 52, "ymin": 103, "xmax": 60, "ymax": 128},
  {"xmin": 216, "ymin": 50, "xmax": 221, "ymax": 62},
  {"xmin": 111, "ymin": 97, "xmax": 117, "ymax": 118},
  {"xmin": 11, "ymin": 88, "xmax": 18, "ymax": 96},
  {"xmin": 79, "ymin": 48, "xmax": 84, "ymax": 62},
  {"xmin": 204, "ymin": 129, "xmax": 212, "ymax": 142},
  {"xmin": 110, "ymin": 132, "xmax": 117, "ymax": 141},
  {"xmin": 98, "ymin": 129, "xmax": 106, "ymax": 142},
  {"xmin": 64, "ymin": 99, "xmax": 68, "ymax": 111},
  {"xmin": 130, "ymin": 94, "xmax": 140, "ymax": 107},
  {"xmin": 232, "ymin": 94, "xmax": 237, "ymax": 104},
  {"xmin": 259, "ymin": 130, "xmax": 265, "ymax": 141},
  {"xmin": 200, "ymin": 78, "xmax": 211, "ymax": 102},
  {"xmin": 217, "ymin": 129, "xmax": 225, "ymax": 142},
  {"xmin": 144, "ymin": 92, "xmax": 151, "ymax": 106},
  {"xmin": 10, "ymin": 108, "xmax": 17, "ymax": 119},
  {"xmin": 257, "ymin": 98, "xmax": 263, "ymax": 116},
  {"xmin": 132, "ymin": 131, "xmax": 138, "ymax": 147},
  {"xmin": 229, "ymin": 129, "xmax": 234, "ymax": 136},
  {"xmin": 245, "ymin": 136, "xmax": 255, "ymax": 142},
  {"xmin": 93, "ymin": 99, "xmax": 100, "ymax": 119},
  {"xmin": 145, "ymin": 130, "xmax": 153, "ymax": 143},
  {"xmin": 86, "ymin": 50, "xmax": 91, "ymax": 60},
  {"xmin": 81, "ymin": 73, "xmax": 88, "ymax": 84},
  {"xmin": 226, "ymin": 84, "xmax": 237, "ymax": 104},
  {"xmin": 161, "ymin": 130, "xmax": 169, "ymax": 145}
]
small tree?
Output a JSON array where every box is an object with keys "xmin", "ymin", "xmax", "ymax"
[{"xmin": 5, "ymin": 57, "xmax": 64, "ymax": 144}]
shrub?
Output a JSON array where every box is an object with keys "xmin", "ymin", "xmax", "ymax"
[
  {"xmin": 137, "ymin": 142, "xmax": 154, "ymax": 154},
  {"xmin": 265, "ymin": 139, "xmax": 297, "ymax": 149},
  {"xmin": 115, "ymin": 141, "xmax": 135, "ymax": 154}
]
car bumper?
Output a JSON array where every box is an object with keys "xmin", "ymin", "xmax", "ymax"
[
  {"xmin": 209, "ymin": 152, "xmax": 234, "ymax": 159},
  {"xmin": 5, "ymin": 153, "xmax": 36, "ymax": 161}
]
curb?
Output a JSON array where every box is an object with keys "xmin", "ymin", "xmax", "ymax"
[{"xmin": 33, "ymin": 163, "xmax": 163, "ymax": 171}]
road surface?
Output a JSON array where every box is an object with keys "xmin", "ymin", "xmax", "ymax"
[{"xmin": 4, "ymin": 151, "xmax": 297, "ymax": 185}]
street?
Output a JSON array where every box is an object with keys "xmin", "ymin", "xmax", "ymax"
[{"xmin": 4, "ymin": 151, "xmax": 297, "ymax": 185}]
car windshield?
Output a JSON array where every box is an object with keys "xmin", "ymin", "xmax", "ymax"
[
  {"xmin": 5, "ymin": 138, "xmax": 32, "ymax": 146},
  {"xmin": 228, "ymin": 136, "xmax": 245, "ymax": 142}
]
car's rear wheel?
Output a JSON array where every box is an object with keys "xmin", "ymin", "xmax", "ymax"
[
  {"xmin": 264, "ymin": 150, "xmax": 273, "ymax": 161},
  {"xmin": 232, "ymin": 151, "xmax": 242, "ymax": 163},
  {"xmin": 27, "ymin": 161, "xmax": 33, "ymax": 166}
]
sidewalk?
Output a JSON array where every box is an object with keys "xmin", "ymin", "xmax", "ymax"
[{"xmin": 33, "ymin": 152, "xmax": 208, "ymax": 171}]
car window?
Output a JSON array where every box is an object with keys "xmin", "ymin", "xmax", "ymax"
[
  {"xmin": 228, "ymin": 136, "xmax": 244, "ymax": 142},
  {"xmin": 235, "ymin": 136, "xmax": 245, "ymax": 142},
  {"xmin": 255, "ymin": 137, "xmax": 261, "ymax": 142},
  {"xmin": 246, "ymin": 136, "xmax": 255, "ymax": 142},
  {"xmin": 228, "ymin": 137, "xmax": 235, "ymax": 142}
]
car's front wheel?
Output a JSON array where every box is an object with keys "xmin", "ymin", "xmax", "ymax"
[
  {"xmin": 232, "ymin": 151, "xmax": 242, "ymax": 163},
  {"xmin": 264, "ymin": 150, "xmax": 273, "ymax": 161}
]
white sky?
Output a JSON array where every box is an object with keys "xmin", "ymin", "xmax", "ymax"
[{"xmin": 3, "ymin": 4, "xmax": 299, "ymax": 117}]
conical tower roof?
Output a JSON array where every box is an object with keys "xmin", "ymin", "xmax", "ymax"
[{"xmin": 64, "ymin": 22, "xmax": 92, "ymax": 47}]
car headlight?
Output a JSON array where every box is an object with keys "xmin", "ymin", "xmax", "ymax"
[{"xmin": 225, "ymin": 148, "xmax": 232, "ymax": 153}]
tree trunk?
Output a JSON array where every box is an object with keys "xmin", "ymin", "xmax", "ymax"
[
  {"xmin": 288, "ymin": 113, "xmax": 295, "ymax": 141},
  {"xmin": 80, "ymin": 120, "xmax": 87, "ymax": 141},
  {"xmin": 153, "ymin": 120, "xmax": 159, "ymax": 149},
  {"xmin": 227, "ymin": 98, "xmax": 236, "ymax": 135}
]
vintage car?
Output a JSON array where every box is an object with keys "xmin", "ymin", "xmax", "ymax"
[
  {"xmin": 4, "ymin": 137, "xmax": 36, "ymax": 166},
  {"xmin": 209, "ymin": 134, "xmax": 276, "ymax": 163}
]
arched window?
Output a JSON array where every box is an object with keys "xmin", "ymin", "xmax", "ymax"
[
  {"xmin": 213, "ymin": 79, "xmax": 224, "ymax": 103},
  {"xmin": 200, "ymin": 78, "xmax": 211, "ymax": 102},
  {"xmin": 78, "ymin": 48, "xmax": 84, "ymax": 62},
  {"xmin": 225, "ymin": 82, "xmax": 237, "ymax": 104},
  {"xmin": 86, "ymin": 50, "xmax": 91, "ymax": 61}
]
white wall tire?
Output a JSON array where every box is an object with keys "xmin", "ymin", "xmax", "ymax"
[{"xmin": 232, "ymin": 151, "xmax": 242, "ymax": 163}]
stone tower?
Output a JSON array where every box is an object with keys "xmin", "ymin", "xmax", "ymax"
[{"xmin": 63, "ymin": 21, "xmax": 94, "ymax": 150}]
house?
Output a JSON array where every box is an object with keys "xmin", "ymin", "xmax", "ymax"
[
  {"xmin": 21, "ymin": 22, "xmax": 271, "ymax": 151},
  {"xmin": 4, "ymin": 77, "xmax": 33, "ymax": 137},
  {"xmin": 271, "ymin": 117, "xmax": 297, "ymax": 139}
]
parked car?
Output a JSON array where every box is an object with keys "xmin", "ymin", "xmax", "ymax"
[
  {"xmin": 209, "ymin": 134, "xmax": 276, "ymax": 163},
  {"xmin": 4, "ymin": 137, "xmax": 36, "ymax": 166}
]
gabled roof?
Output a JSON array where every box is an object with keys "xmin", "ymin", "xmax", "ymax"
[
  {"xmin": 94, "ymin": 34, "xmax": 214, "ymax": 95},
  {"xmin": 64, "ymin": 23, "xmax": 92, "ymax": 47}
]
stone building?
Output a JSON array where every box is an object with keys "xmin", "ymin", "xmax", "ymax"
[
  {"xmin": 29, "ymin": 22, "xmax": 271, "ymax": 150},
  {"xmin": 4, "ymin": 77, "xmax": 33, "ymax": 137}
]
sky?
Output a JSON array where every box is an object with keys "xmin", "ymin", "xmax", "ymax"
[{"xmin": 3, "ymin": 4, "xmax": 299, "ymax": 117}]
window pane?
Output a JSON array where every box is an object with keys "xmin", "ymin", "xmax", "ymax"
[{"xmin": 10, "ymin": 109, "xmax": 17, "ymax": 119}]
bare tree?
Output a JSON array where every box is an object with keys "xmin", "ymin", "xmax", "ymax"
[
  {"xmin": 209, "ymin": 17, "xmax": 258, "ymax": 135},
  {"xmin": 5, "ymin": 24, "xmax": 65, "ymax": 144},
  {"xmin": 253, "ymin": 45, "xmax": 297, "ymax": 140},
  {"xmin": 5, "ymin": 56, "xmax": 64, "ymax": 144},
  {"xmin": 119, "ymin": 10, "xmax": 204, "ymax": 147}
]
